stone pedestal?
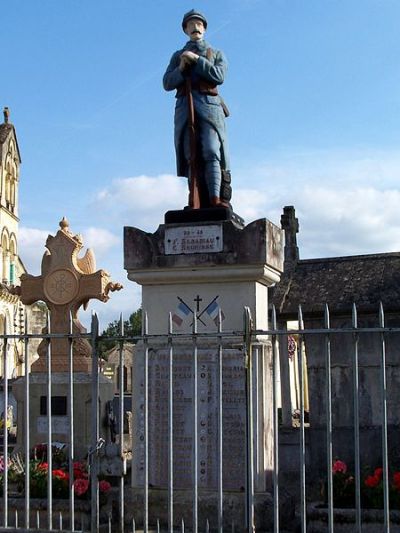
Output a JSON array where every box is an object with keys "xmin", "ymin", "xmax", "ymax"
[
  {"xmin": 124, "ymin": 217, "xmax": 284, "ymax": 525},
  {"xmin": 125, "ymin": 218, "xmax": 283, "ymax": 334},
  {"xmin": 13, "ymin": 373, "xmax": 114, "ymax": 459}
]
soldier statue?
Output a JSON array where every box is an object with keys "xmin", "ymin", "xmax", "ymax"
[{"xmin": 163, "ymin": 9, "xmax": 232, "ymax": 209}]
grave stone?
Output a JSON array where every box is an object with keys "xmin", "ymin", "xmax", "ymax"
[{"xmin": 13, "ymin": 218, "xmax": 122, "ymax": 457}]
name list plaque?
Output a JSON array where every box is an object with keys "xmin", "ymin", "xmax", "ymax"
[
  {"xmin": 165, "ymin": 225, "xmax": 223, "ymax": 255},
  {"xmin": 132, "ymin": 348, "xmax": 247, "ymax": 490}
]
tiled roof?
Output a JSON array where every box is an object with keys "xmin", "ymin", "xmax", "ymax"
[{"xmin": 271, "ymin": 252, "xmax": 400, "ymax": 317}]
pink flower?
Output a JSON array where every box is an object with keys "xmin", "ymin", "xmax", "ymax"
[
  {"xmin": 99, "ymin": 480, "xmax": 111, "ymax": 493},
  {"xmin": 74, "ymin": 478, "xmax": 89, "ymax": 496},
  {"xmin": 332, "ymin": 460, "xmax": 347, "ymax": 474}
]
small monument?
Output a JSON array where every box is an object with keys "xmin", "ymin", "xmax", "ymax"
[
  {"xmin": 13, "ymin": 218, "xmax": 122, "ymax": 456},
  {"xmin": 14, "ymin": 217, "xmax": 122, "ymax": 372}
]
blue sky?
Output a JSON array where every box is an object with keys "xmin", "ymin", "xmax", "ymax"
[{"xmin": 3, "ymin": 0, "xmax": 400, "ymax": 327}]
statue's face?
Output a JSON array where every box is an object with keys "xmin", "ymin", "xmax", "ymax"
[{"xmin": 184, "ymin": 18, "xmax": 205, "ymax": 41}]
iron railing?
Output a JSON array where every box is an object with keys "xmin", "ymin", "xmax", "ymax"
[{"xmin": 0, "ymin": 303, "xmax": 399, "ymax": 532}]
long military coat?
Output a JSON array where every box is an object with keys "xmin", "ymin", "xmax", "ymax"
[{"xmin": 163, "ymin": 40, "xmax": 230, "ymax": 178}]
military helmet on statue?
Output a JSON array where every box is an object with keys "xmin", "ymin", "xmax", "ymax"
[{"xmin": 182, "ymin": 9, "xmax": 208, "ymax": 30}]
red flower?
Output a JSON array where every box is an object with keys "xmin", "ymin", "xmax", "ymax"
[
  {"xmin": 365, "ymin": 475, "xmax": 380, "ymax": 488},
  {"xmin": 37, "ymin": 462, "xmax": 48, "ymax": 472},
  {"xmin": 99, "ymin": 480, "xmax": 111, "ymax": 493},
  {"xmin": 73, "ymin": 478, "xmax": 89, "ymax": 496},
  {"xmin": 332, "ymin": 460, "xmax": 347, "ymax": 474},
  {"xmin": 374, "ymin": 467, "xmax": 383, "ymax": 480},
  {"xmin": 73, "ymin": 462, "xmax": 88, "ymax": 479},
  {"xmin": 393, "ymin": 472, "xmax": 400, "ymax": 490},
  {"xmin": 52, "ymin": 469, "xmax": 69, "ymax": 480}
]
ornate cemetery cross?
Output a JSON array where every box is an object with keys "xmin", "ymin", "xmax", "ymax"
[{"xmin": 14, "ymin": 217, "xmax": 122, "ymax": 372}]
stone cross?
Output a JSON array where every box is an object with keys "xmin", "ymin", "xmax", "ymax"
[
  {"xmin": 15, "ymin": 218, "xmax": 122, "ymax": 372},
  {"xmin": 281, "ymin": 205, "xmax": 299, "ymax": 267}
]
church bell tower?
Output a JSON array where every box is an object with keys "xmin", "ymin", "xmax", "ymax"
[{"xmin": 0, "ymin": 107, "xmax": 21, "ymax": 285}]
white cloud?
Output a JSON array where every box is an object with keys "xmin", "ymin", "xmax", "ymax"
[
  {"xmin": 19, "ymin": 227, "xmax": 50, "ymax": 275},
  {"xmin": 82, "ymin": 227, "xmax": 120, "ymax": 259},
  {"xmin": 296, "ymin": 186, "xmax": 400, "ymax": 258},
  {"xmin": 93, "ymin": 174, "xmax": 187, "ymax": 231},
  {"xmin": 233, "ymin": 188, "xmax": 268, "ymax": 221},
  {"xmin": 233, "ymin": 148, "xmax": 400, "ymax": 258}
]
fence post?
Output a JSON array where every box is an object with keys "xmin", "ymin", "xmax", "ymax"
[
  {"xmin": 244, "ymin": 306, "xmax": 255, "ymax": 533},
  {"xmin": 90, "ymin": 312, "xmax": 100, "ymax": 533}
]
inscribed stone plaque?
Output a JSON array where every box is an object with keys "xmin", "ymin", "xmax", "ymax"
[
  {"xmin": 37, "ymin": 416, "xmax": 69, "ymax": 435},
  {"xmin": 132, "ymin": 347, "xmax": 246, "ymax": 490},
  {"xmin": 165, "ymin": 225, "xmax": 223, "ymax": 255}
]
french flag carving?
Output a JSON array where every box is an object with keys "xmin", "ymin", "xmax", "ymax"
[
  {"xmin": 172, "ymin": 301, "xmax": 191, "ymax": 327},
  {"xmin": 206, "ymin": 300, "xmax": 225, "ymax": 325}
]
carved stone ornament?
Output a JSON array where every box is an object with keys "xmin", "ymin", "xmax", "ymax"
[{"xmin": 13, "ymin": 217, "xmax": 122, "ymax": 372}]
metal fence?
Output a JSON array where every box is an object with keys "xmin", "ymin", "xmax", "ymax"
[{"xmin": 0, "ymin": 303, "xmax": 399, "ymax": 532}]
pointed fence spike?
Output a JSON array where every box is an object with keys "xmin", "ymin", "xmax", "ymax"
[
  {"xmin": 168, "ymin": 311, "xmax": 173, "ymax": 334},
  {"xmin": 193, "ymin": 309, "xmax": 198, "ymax": 334},
  {"xmin": 352, "ymin": 302, "xmax": 358, "ymax": 328},
  {"xmin": 91, "ymin": 312, "xmax": 99, "ymax": 337},
  {"xmin": 46, "ymin": 309, "xmax": 51, "ymax": 333},
  {"xmin": 298, "ymin": 305, "xmax": 304, "ymax": 330},
  {"xmin": 181, "ymin": 518, "xmax": 185, "ymax": 533},
  {"xmin": 119, "ymin": 313, "xmax": 124, "ymax": 336},
  {"xmin": 272, "ymin": 304, "xmax": 277, "ymax": 330},
  {"xmin": 132, "ymin": 517, "xmax": 136, "ymax": 533},
  {"xmin": 217, "ymin": 308, "xmax": 223, "ymax": 333},
  {"xmin": 379, "ymin": 301, "xmax": 385, "ymax": 328},
  {"xmin": 324, "ymin": 303, "xmax": 330, "ymax": 329},
  {"xmin": 69, "ymin": 310, "xmax": 73, "ymax": 334},
  {"xmin": 142, "ymin": 310, "xmax": 149, "ymax": 335},
  {"xmin": 36, "ymin": 510, "xmax": 40, "ymax": 529},
  {"xmin": 108, "ymin": 513, "xmax": 112, "ymax": 533},
  {"xmin": 157, "ymin": 518, "xmax": 160, "ymax": 533},
  {"xmin": 206, "ymin": 518, "xmax": 210, "ymax": 533},
  {"xmin": 59, "ymin": 511, "xmax": 62, "ymax": 530}
]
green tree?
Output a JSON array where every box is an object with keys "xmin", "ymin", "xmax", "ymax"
[{"xmin": 98, "ymin": 308, "xmax": 142, "ymax": 358}]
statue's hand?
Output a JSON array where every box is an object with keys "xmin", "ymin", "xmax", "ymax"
[
  {"xmin": 182, "ymin": 51, "xmax": 199, "ymax": 63},
  {"xmin": 179, "ymin": 51, "xmax": 199, "ymax": 71}
]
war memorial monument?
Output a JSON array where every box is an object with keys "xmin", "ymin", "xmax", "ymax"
[{"xmin": 123, "ymin": 10, "xmax": 285, "ymax": 529}]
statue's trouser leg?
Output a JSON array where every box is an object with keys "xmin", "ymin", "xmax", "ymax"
[
  {"xmin": 199, "ymin": 123, "xmax": 222, "ymax": 199},
  {"xmin": 183, "ymin": 129, "xmax": 191, "ymax": 189},
  {"xmin": 183, "ymin": 123, "xmax": 222, "ymax": 199}
]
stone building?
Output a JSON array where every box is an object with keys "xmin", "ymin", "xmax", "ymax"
[
  {"xmin": 0, "ymin": 107, "xmax": 45, "ymax": 382},
  {"xmin": 272, "ymin": 205, "xmax": 400, "ymax": 487}
]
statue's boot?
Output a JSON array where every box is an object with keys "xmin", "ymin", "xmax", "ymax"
[{"xmin": 210, "ymin": 196, "xmax": 230, "ymax": 208}]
